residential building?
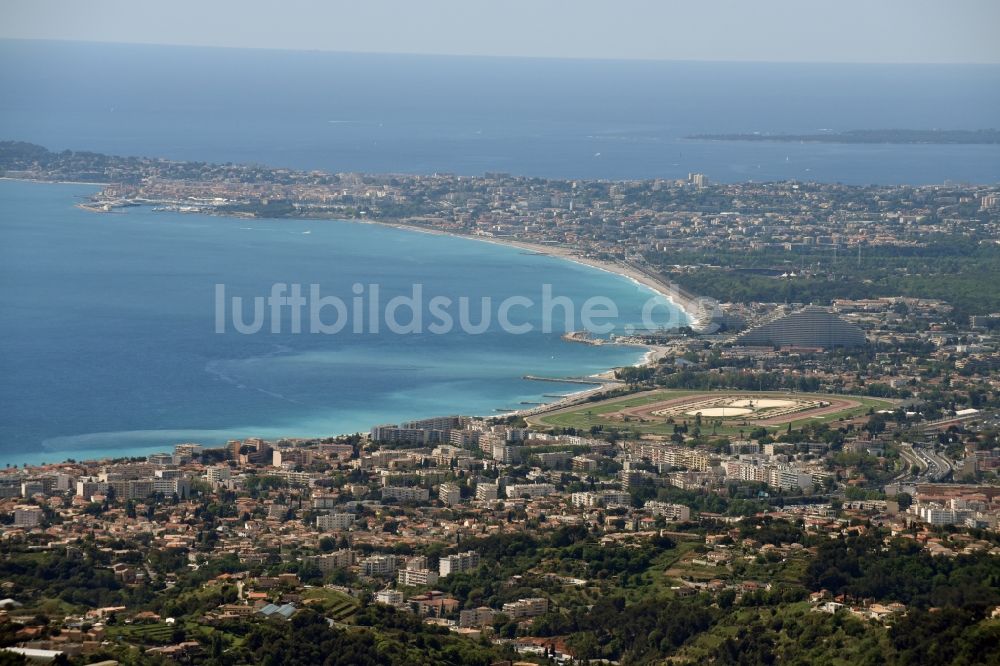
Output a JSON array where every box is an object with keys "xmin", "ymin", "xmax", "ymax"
[
  {"xmin": 644, "ymin": 501, "xmax": 691, "ymax": 521},
  {"xmin": 397, "ymin": 567, "xmax": 439, "ymax": 587},
  {"xmin": 439, "ymin": 482, "xmax": 462, "ymax": 506},
  {"xmin": 459, "ymin": 607, "xmax": 495, "ymax": 627},
  {"xmin": 382, "ymin": 486, "xmax": 430, "ymax": 502},
  {"xmin": 475, "ymin": 482, "xmax": 499, "ymax": 501},
  {"xmin": 13, "ymin": 505, "xmax": 43, "ymax": 528},
  {"xmin": 439, "ymin": 551, "xmax": 480, "ymax": 578},
  {"xmin": 304, "ymin": 549, "xmax": 356, "ymax": 574},
  {"xmin": 504, "ymin": 483, "xmax": 556, "ymax": 499},
  {"xmin": 316, "ymin": 513, "xmax": 355, "ymax": 531},
  {"xmin": 502, "ymin": 597, "xmax": 548, "ymax": 619}
]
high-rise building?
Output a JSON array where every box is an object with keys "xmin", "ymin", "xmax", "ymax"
[
  {"xmin": 502, "ymin": 597, "xmax": 548, "ymax": 619},
  {"xmin": 382, "ymin": 486, "xmax": 430, "ymax": 502},
  {"xmin": 475, "ymin": 482, "xmax": 499, "ymax": 501},
  {"xmin": 439, "ymin": 482, "xmax": 462, "ymax": 506},
  {"xmin": 316, "ymin": 513, "xmax": 355, "ymax": 531},
  {"xmin": 14, "ymin": 506, "xmax": 44, "ymax": 528},
  {"xmin": 206, "ymin": 466, "xmax": 232, "ymax": 484},
  {"xmin": 304, "ymin": 549, "xmax": 356, "ymax": 573},
  {"xmin": 439, "ymin": 551, "xmax": 480, "ymax": 578},
  {"xmin": 735, "ymin": 306, "xmax": 866, "ymax": 349},
  {"xmin": 397, "ymin": 567, "xmax": 439, "ymax": 587}
]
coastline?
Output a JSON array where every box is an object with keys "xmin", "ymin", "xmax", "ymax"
[
  {"xmin": 0, "ymin": 176, "xmax": 108, "ymax": 187},
  {"xmin": 371, "ymin": 219, "xmax": 703, "ymax": 326},
  {"xmin": 362, "ymin": 220, "xmax": 694, "ymax": 412},
  {"xmin": 0, "ymin": 179, "xmax": 675, "ymax": 465},
  {"xmin": 2, "ymin": 176, "xmax": 705, "ymax": 325},
  {"xmin": 358, "ymin": 221, "xmax": 693, "ymax": 422}
]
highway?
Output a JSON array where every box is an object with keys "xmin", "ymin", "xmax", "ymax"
[
  {"xmin": 912, "ymin": 445, "xmax": 953, "ymax": 482},
  {"xmin": 892, "ymin": 442, "xmax": 952, "ymax": 484}
]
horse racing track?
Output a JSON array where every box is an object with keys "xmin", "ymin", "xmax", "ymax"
[{"xmin": 528, "ymin": 389, "xmax": 894, "ymax": 436}]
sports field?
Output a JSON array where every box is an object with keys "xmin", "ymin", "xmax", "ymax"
[{"xmin": 527, "ymin": 389, "xmax": 895, "ymax": 437}]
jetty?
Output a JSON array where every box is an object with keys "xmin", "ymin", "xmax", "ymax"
[{"xmin": 522, "ymin": 375, "xmax": 607, "ymax": 385}]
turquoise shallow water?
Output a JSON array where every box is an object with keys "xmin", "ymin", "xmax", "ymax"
[{"xmin": 0, "ymin": 180, "xmax": 683, "ymax": 466}]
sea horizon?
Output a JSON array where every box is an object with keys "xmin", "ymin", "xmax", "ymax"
[{"xmin": 2, "ymin": 39, "xmax": 999, "ymax": 185}]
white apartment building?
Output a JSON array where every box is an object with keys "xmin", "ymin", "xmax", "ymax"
[
  {"xmin": 206, "ymin": 466, "xmax": 232, "ymax": 484},
  {"xmin": 304, "ymin": 549, "xmax": 356, "ymax": 574},
  {"xmin": 476, "ymin": 483, "xmax": 499, "ymax": 501},
  {"xmin": 439, "ymin": 551, "xmax": 480, "ymax": 578},
  {"xmin": 439, "ymin": 482, "xmax": 462, "ymax": 506},
  {"xmin": 382, "ymin": 486, "xmax": 430, "ymax": 502},
  {"xmin": 571, "ymin": 490, "xmax": 631, "ymax": 509},
  {"xmin": 316, "ymin": 513, "xmax": 355, "ymax": 531},
  {"xmin": 397, "ymin": 567, "xmax": 439, "ymax": 587},
  {"xmin": 376, "ymin": 588, "xmax": 404, "ymax": 606},
  {"xmin": 644, "ymin": 501, "xmax": 691, "ymax": 521},
  {"xmin": 361, "ymin": 554, "xmax": 405, "ymax": 577},
  {"xmin": 504, "ymin": 483, "xmax": 556, "ymax": 499},
  {"xmin": 502, "ymin": 597, "xmax": 548, "ymax": 619},
  {"xmin": 13, "ymin": 505, "xmax": 43, "ymax": 528}
]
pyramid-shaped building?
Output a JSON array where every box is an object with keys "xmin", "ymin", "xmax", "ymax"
[{"xmin": 734, "ymin": 305, "xmax": 866, "ymax": 349}]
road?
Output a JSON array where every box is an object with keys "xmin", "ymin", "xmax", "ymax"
[{"xmin": 911, "ymin": 444, "xmax": 952, "ymax": 482}]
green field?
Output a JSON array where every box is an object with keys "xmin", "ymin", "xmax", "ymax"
[
  {"xmin": 302, "ymin": 587, "xmax": 359, "ymax": 623},
  {"xmin": 107, "ymin": 622, "xmax": 177, "ymax": 643},
  {"xmin": 528, "ymin": 389, "xmax": 895, "ymax": 438}
]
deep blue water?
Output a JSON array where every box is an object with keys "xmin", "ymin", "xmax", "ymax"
[
  {"xmin": 1, "ymin": 40, "xmax": 999, "ymax": 184},
  {"xmin": 0, "ymin": 180, "xmax": 678, "ymax": 465}
]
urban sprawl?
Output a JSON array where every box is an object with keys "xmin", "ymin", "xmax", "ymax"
[{"xmin": 1, "ymin": 141, "xmax": 1000, "ymax": 665}]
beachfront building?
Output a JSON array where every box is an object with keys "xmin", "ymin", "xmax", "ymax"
[{"xmin": 735, "ymin": 306, "xmax": 866, "ymax": 349}]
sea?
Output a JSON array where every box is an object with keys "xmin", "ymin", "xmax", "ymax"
[
  {"xmin": 0, "ymin": 179, "xmax": 676, "ymax": 466},
  {"xmin": 2, "ymin": 40, "xmax": 1000, "ymax": 184},
  {"xmin": 1, "ymin": 40, "xmax": 999, "ymax": 465}
]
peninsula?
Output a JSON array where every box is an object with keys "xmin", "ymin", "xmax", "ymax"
[{"xmin": 687, "ymin": 128, "xmax": 1000, "ymax": 144}]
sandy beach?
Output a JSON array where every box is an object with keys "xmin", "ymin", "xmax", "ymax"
[{"xmin": 373, "ymin": 219, "xmax": 704, "ymax": 324}]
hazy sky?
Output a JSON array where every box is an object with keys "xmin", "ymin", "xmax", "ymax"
[{"xmin": 3, "ymin": 0, "xmax": 999, "ymax": 64}]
